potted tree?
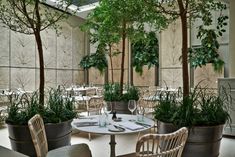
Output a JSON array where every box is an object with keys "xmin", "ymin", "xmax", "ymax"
[
  {"xmin": 80, "ymin": 0, "xmax": 162, "ymax": 113},
  {"xmin": 6, "ymin": 88, "xmax": 76, "ymax": 157},
  {"xmin": 80, "ymin": 0, "xmax": 165, "ymax": 92},
  {"xmin": 155, "ymin": 85, "xmax": 231, "ymax": 157},
  {"xmin": 0, "ymin": 1, "xmax": 81, "ymax": 156}
]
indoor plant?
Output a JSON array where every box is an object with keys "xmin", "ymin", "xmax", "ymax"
[
  {"xmin": 5, "ymin": 88, "xmax": 76, "ymax": 157},
  {"xmin": 80, "ymin": 0, "xmax": 165, "ymax": 91},
  {"xmin": 155, "ymin": 85, "xmax": 231, "ymax": 157},
  {"xmin": 103, "ymin": 83, "xmax": 139, "ymax": 114}
]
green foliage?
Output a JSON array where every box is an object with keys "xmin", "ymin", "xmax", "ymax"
[
  {"xmin": 155, "ymin": 85, "xmax": 231, "ymax": 127},
  {"xmin": 103, "ymin": 83, "xmax": 122, "ymax": 102},
  {"xmin": 0, "ymin": 0, "xmax": 73, "ymax": 35},
  {"xmin": 80, "ymin": 0, "xmax": 167, "ymax": 89},
  {"xmin": 103, "ymin": 83, "xmax": 139, "ymax": 102},
  {"xmin": 154, "ymin": 91, "xmax": 179, "ymax": 123},
  {"xmin": 5, "ymin": 88, "xmax": 76, "ymax": 125},
  {"xmin": 80, "ymin": 44, "xmax": 108, "ymax": 73},
  {"xmin": 131, "ymin": 31, "xmax": 159, "ymax": 75},
  {"xmin": 188, "ymin": 15, "xmax": 228, "ymax": 73},
  {"xmin": 6, "ymin": 92, "xmax": 41, "ymax": 125},
  {"xmin": 43, "ymin": 88, "xmax": 77, "ymax": 123},
  {"xmin": 143, "ymin": 0, "xmax": 228, "ymax": 96},
  {"xmin": 122, "ymin": 85, "xmax": 139, "ymax": 102}
]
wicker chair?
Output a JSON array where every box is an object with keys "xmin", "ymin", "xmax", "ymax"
[
  {"xmin": 118, "ymin": 127, "xmax": 188, "ymax": 157},
  {"xmin": 87, "ymin": 97, "xmax": 103, "ymax": 116},
  {"xmin": 28, "ymin": 114, "xmax": 92, "ymax": 157}
]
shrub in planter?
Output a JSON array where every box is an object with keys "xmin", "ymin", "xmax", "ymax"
[
  {"xmin": 5, "ymin": 88, "xmax": 76, "ymax": 156},
  {"xmin": 103, "ymin": 83, "xmax": 139, "ymax": 113},
  {"xmin": 155, "ymin": 85, "xmax": 231, "ymax": 157}
]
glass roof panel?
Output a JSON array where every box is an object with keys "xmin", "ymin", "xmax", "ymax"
[{"xmin": 72, "ymin": 0, "xmax": 99, "ymax": 7}]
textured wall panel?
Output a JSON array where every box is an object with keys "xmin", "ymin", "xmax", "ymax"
[
  {"xmin": 57, "ymin": 70, "xmax": 72, "ymax": 87},
  {"xmin": 0, "ymin": 15, "xmax": 86, "ymax": 91},
  {"xmin": 133, "ymin": 66, "xmax": 155, "ymax": 86},
  {"xmin": 57, "ymin": 22, "xmax": 73, "ymax": 69},
  {"xmin": 89, "ymin": 68, "xmax": 104, "ymax": 85},
  {"xmin": 11, "ymin": 32, "xmax": 35, "ymax": 67},
  {"xmin": 35, "ymin": 69, "xmax": 57, "ymax": 89},
  {"xmin": 161, "ymin": 20, "xmax": 182, "ymax": 68},
  {"xmin": 0, "ymin": 24, "xmax": 9, "ymax": 66},
  {"xmin": 108, "ymin": 69, "xmax": 128, "ymax": 84},
  {"xmin": 194, "ymin": 64, "xmax": 224, "ymax": 89},
  {"xmin": 161, "ymin": 68, "xmax": 182, "ymax": 89},
  {"xmin": 72, "ymin": 26, "xmax": 85, "ymax": 70},
  {"xmin": 160, "ymin": 19, "xmax": 183, "ymax": 88},
  {"xmin": 11, "ymin": 68, "xmax": 35, "ymax": 91},
  {"xmin": 73, "ymin": 70, "xmax": 85, "ymax": 85},
  {"xmin": 0, "ymin": 68, "xmax": 9, "ymax": 89},
  {"xmin": 40, "ymin": 29, "xmax": 57, "ymax": 69}
]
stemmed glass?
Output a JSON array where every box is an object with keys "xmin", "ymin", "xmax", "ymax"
[
  {"xmin": 128, "ymin": 100, "xmax": 137, "ymax": 115},
  {"xmin": 103, "ymin": 101, "xmax": 112, "ymax": 114}
]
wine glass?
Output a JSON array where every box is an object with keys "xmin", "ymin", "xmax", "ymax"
[
  {"xmin": 128, "ymin": 100, "xmax": 137, "ymax": 115},
  {"xmin": 103, "ymin": 101, "xmax": 113, "ymax": 117}
]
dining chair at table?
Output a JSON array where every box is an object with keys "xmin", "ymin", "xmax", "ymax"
[
  {"xmin": 86, "ymin": 97, "xmax": 103, "ymax": 141},
  {"xmin": 87, "ymin": 97, "xmax": 103, "ymax": 116},
  {"xmin": 118, "ymin": 127, "xmax": 188, "ymax": 157},
  {"xmin": 28, "ymin": 114, "xmax": 92, "ymax": 157},
  {"xmin": 74, "ymin": 99, "xmax": 88, "ymax": 117}
]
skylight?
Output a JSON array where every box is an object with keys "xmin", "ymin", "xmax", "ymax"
[
  {"xmin": 45, "ymin": 0, "xmax": 99, "ymax": 19},
  {"xmin": 72, "ymin": 0, "xmax": 99, "ymax": 7}
]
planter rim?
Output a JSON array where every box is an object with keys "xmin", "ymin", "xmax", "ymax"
[
  {"xmin": 157, "ymin": 121, "xmax": 225, "ymax": 128},
  {"xmin": 6, "ymin": 119, "xmax": 73, "ymax": 127}
]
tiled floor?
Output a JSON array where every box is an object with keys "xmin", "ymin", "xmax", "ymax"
[{"xmin": 0, "ymin": 124, "xmax": 235, "ymax": 157}]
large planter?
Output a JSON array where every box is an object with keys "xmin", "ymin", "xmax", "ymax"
[
  {"xmin": 7, "ymin": 119, "xmax": 72, "ymax": 157},
  {"xmin": 157, "ymin": 121, "xmax": 224, "ymax": 157},
  {"xmin": 107, "ymin": 101, "xmax": 132, "ymax": 114}
]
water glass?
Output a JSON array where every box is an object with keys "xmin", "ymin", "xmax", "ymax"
[
  {"xmin": 137, "ymin": 107, "xmax": 144, "ymax": 122},
  {"xmin": 98, "ymin": 114, "xmax": 106, "ymax": 127}
]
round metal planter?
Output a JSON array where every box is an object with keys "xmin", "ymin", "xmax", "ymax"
[
  {"xmin": 157, "ymin": 121, "xmax": 224, "ymax": 157},
  {"xmin": 107, "ymin": 101, "xmax": 132, "ymax": 114},
  {"xmin": 7, "ymin": 119, "xmax": 72, "ymax": 157}
]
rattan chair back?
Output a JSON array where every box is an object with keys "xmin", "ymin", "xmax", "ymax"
[
  {"xmin": 28, "ymin": 114, "xmax": 48, "ymax": 157},
  {"xmin": 136, "ymin": 127, "xmax": 188, "ymax": 157},
  {"xmin": 87, "ymin": 97, "xmax": 103, "ymax": 115}
]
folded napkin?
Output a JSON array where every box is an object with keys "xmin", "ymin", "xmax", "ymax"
[
  {"xmin": 108, "ymin": 125, "xmax": 125, "ymax": 132},
  {"xmin": 74, "ymin": 121, "xmax": 98, "ymax": 127},
  {"xmin": 73, "ymin": 118, "xmax": 98, "ymax": 127},
  {"xmin": 118, "ymin": 121, "xmax": 144, "ymax": 131}
]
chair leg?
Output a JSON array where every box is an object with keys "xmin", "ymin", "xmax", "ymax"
[
  {"xmin": 88, "ymin": 133, "xmax": 91, "ymax": 141},
  {"xmin": 137, "ymin": 132, "xmax": 141, "ymax": 140}
]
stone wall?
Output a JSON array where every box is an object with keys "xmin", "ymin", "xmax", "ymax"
[{"xmin": 0, "ymin": 16, "xmax": 87, "ymax": 91}]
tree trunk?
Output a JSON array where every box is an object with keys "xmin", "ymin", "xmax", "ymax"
[
  {"xmin": 120, "ymin": 21, "xmax": 126, "ymax": 94},
  {"xmin": 109, "ymin": 44, "xmax": 114, "ymax": 83},
  {"xmin": 178, "ymin": 0, "xmax": 189, "ymax": 96},
  {"xmin": 35, "ymin": 30, "xmax": 45, "ymax": 106}
]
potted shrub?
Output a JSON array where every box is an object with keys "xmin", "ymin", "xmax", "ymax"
[
  {"xmin": 155, "ymin": 85, "xmax": 231, "ymax": 157},
  {"xmin": 103, "ymin": 83, "xmax": 139, "ymax": 114},
  {"xmin": 5, "ymin": 88, "xmax": 76, "ymax": 157}
]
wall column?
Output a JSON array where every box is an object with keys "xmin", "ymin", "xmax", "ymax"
[{"xmin": 229, "ymin": 0, "xmax": 235, "ymax": 77}]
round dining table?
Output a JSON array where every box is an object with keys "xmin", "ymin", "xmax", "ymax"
[{"xmin": 71, "ymin": 114, "xmax": 155, "ymax": 157}]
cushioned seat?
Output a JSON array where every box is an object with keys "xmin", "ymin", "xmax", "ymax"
[{"xmin": 47, "ymin": 144, "xmax": 91, "ymax": 157}]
